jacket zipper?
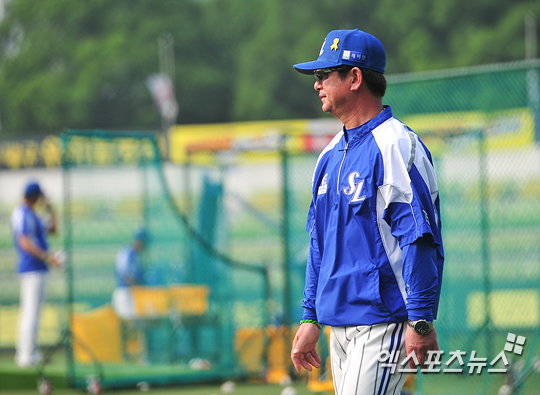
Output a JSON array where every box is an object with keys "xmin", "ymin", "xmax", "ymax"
[{"xmin": 337, "ymin": 141, "xmax": 349, "ymax": 195}]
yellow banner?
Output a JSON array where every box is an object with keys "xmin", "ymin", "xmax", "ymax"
[
  {"xmin": 402, "ymin": 107, "xmax": 535, "ymax": 156},
  {"xmin": 170, "ymin": 108, "xmax": 536, "ymax": 163},
  {"xmin": 0, "ymin": 109, "xmax": 535, "ymax": 169},
  {"xmin": 0, "ymin": 135, "xmax": 61, "ymax": 170},
  {"xmin": 169, "ymin": 119, "xmax": 314, "ymax": 163}
]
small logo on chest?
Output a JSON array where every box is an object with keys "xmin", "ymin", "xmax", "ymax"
[
  {"xmin": 318, "ymin": 174, "xmax": 328, "ymax": 195},
  {"xmin": 343, "ymin": 171, "xmax": 366, "ymax": 203}
]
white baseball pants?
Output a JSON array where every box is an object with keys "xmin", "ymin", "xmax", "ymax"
[
  {"xmin": 16, "ymin": 271, "xmax": 48, "ymax": 367},
  {"xmin": 112, "ymin": 287, "xmax": 137, "ymax": 320},
  {"xmin": 330, "ymin": 322, "xmax": 408, "ymax": 395}
]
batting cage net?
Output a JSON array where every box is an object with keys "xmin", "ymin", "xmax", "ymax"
[
  {"xmin": 61, "ymin": 130, "xmax": 275, "ymax": 389},
  {"xmin": 0, "ymin": 58, "xmax": 539, "ymax": 394}
]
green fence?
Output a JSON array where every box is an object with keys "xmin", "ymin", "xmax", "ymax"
[
  {"xmin": 385, "ymin": 59, "xmax": 540, "ymax": 395},
  {"xmin": 1, "ymin": 58, "xmax": 539, "ymax": 394}
]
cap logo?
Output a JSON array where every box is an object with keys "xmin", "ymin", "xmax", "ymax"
[
  {"xmin": 330, "ymin": 38, "xmax": 340, "ymax": 51},
  {"xmin": 319, "ymin": 39, "xmax": 326, "ymax": 56}
]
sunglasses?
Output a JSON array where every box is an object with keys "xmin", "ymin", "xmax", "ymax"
[{"xmin": 314, "ymin": 67, "xmax": 345, "ymax": 82}]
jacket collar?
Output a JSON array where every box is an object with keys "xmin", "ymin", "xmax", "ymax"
[{"xmin": 343, "ymin": 105, "xmax": 392, "ymax": 146}]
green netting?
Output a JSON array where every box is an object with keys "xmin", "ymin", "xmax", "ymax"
[
  {"xmin": 2, "ymin": 59, "xmax": 539, "ymax": 394},
  {"xmin": 61, "ymin": 131, "xmax": 270, "ymax": 389}
]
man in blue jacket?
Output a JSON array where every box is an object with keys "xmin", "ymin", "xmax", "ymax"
[
  {"xmin": 290, "ymin": 29, "xmax": 444, "ymax": 395},
  {"xmin": 11, "ymin": 181, "xmax": 60, "ymax": 368}
]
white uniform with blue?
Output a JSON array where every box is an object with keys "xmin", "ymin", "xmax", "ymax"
[
  {"xmin": 11, "ymin": 204, "xmax": 50, "ymax": 367},
  {"xmin": 302, "ymin": 106, "xmax": 444, "ymax": 394}
]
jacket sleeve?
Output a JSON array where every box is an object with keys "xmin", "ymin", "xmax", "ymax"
[
  {"xmin": 401, "ymin": 236, "xmax": 439, "ymax": 321},
  {"xmin": 11, "ymin": 207, "xmax": 29, "ymax": 237},
  {"xmin": 301, "ymin": 201, "xmax": 320, "ymax": 321},
  {"xmin": 380, "ymin": 138, "xmax": 443, "ymax": 321}
]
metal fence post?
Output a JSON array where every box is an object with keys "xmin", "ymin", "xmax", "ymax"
[{"xmin": 280, "ymin": 138, "xmax": 292, "ymax": 329}]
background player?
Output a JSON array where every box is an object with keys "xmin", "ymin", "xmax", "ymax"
[
  {"xmin": 112, "ymin": 228, "xmax": 147, "ymax": 320},
  {"xmin": 290, "ymin": 29, "xmax": 444, "ymax": 394},
  {"xmin": 11, "ymin": 181, "xmax": 61, "ymax": 368}
]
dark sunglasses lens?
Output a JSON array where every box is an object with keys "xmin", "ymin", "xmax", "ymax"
[{"xmin": 314, "ymin": 71, "xmax": 324, "ymax": 81}]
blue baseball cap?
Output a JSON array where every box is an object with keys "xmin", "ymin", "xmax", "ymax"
[
  {"xmin": 293, "ymin": 29, "xmax": 386, "ymax": 74},
  {"xmin": 24, "ymin": 182, "xmax": 42, "ymax": 198}
]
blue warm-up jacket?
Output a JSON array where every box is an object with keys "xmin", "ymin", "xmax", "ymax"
[{"xmin": 302, "ymin": 106, "xmax": 444, "ymax": 327}]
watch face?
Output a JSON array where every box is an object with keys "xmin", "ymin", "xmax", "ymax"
[{"xmin": 415, "ymin": 321, "xmax": 430, "ymax": 335}]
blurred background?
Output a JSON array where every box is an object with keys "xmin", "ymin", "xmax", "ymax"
[{"xmin": 1, "ymin": 0, "xmax": 540, "ymax": 394}]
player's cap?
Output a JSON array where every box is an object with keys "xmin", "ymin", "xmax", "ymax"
[
  {"xmin": 24, "ymin": 181, "xmax": 42, "ymax": 198},
  {"xmin": 293, "ymin": 29, "xmax": 386, "ymax": 75}
]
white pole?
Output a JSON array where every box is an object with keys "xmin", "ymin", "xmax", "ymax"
[
  {"xmin": 158, "ymin": 32, "xmax": 176, "ymax": 82},
  {"xmin": 157, "ymin": 32, "xmax": 177, "ymax": 160},
  {"xmin": 525, "ymin": 11, "xmax": 537, "ymax": 60}
]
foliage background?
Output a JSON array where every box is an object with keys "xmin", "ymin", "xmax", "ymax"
[{"xmin": 0, "ymin": 0, "xmax": 538, "ymax": 134}]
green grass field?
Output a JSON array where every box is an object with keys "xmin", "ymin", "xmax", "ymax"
[
  {"xmin": 0, "ymin": 350, "xmax": 320, "ymax": 395},
  {"xmin": 3, "ymin": 367, "xmax": 540, "ymax": 395},
  {"xmin": 3, "ymin": 346, "xmax": 540, "ymax": 395},
  {"xmin": 3, "ymin": 382, "xmax": 317, "ymax": 395}
]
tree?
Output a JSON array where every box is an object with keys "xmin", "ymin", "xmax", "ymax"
[{"xmin": 0, "ymin": 0, "xmax": 538, "ymax": 134}]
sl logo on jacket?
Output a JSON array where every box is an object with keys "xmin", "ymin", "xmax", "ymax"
[{"xmin": 343, "ymin": 171, "xmax": 366, "ymax": 203}]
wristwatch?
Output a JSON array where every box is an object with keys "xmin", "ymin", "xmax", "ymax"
[{"xmin": 408, "ymin": 319, "xmax": 434, "ymax": 335}]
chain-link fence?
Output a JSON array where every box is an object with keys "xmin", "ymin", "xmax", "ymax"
[
  {"xmin": 1, "ymin": 59, "xmax": 539, "ymax": 394},
  {"xmin": 386, "ymin": 60, "xmax": 540, "ymax": 395},
  {"xmin": 177, "ymin": 59, "xmax": 540, "ymax": 394}
]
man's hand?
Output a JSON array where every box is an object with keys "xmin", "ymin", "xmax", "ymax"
[
  {"xmin": 42, "ymin": 196, "xmax": 53, "ymax": 212},
  {"xmin": 404, "ymin": 325, "xmax": 439, "ymax": 371},
  {"xmin": 41, "ymin": 196, "xmax": 57, "ymax": 234},
  {"xmin": 45, "ymin": 253, "xmax": 62, "ymax": 269},
  {"xmin": 291, "ymin": 323, "xmax": 322, "ymax": 372}
]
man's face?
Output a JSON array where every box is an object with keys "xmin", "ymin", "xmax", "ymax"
[
  {"xmin": 314, "ymin": 69, "xmax": 350, "ymax": 117},
  {"xmin": 25, "ymin": 194, "xmax": 40, "ymax": 206},
  {"xmin": 134, "ymin": 239, "xmax": 146, "ymax": 252}
]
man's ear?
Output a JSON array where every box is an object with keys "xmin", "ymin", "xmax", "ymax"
[{"xmin": 349, "ymin": 67, "xmax": 363, "ymax": 91}]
